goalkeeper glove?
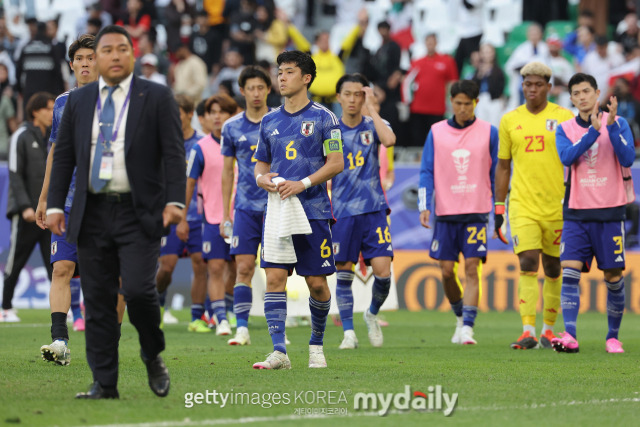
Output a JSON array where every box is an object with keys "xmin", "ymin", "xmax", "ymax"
[{"xmin": 494, "ymin": 202, "xmax": 508, "ymax": 244}]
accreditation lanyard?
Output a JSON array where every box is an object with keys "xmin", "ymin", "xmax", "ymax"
[{"xmin": 96, "ymin": 84, "xmax": 133, "ymax": 152}]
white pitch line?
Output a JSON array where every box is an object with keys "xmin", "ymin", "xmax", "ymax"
[{"xmin": 76, "ymin": 397, "xmax": 640, "ymax": 427}]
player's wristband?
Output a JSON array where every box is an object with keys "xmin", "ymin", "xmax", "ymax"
[
  {"xmin": 256, "ymin": 174, "xmax": 263, "ymax": 185},
  {"xmin": 301, "ymin": 177, "xmax": 312, "ymax": 189},
  {"xmin": 495, "ymin": 202, "xmax": 505, "ymax": 215}
]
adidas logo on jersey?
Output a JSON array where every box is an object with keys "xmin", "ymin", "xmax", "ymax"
[
  {"xmin": 387, "ymin": 244, "xmax": 392, "ymax": 251},
  {"xmin": 238, "ymin": 135, "xmax": 247, "ymax": 142},
  {"xmin": 271, "ymin": 129, "xmax": 280, "ymax": 136},
  {"xmin": 615, "ymin": 255, "xmax": 624, "ymax": 262},
  {"xmin": 321, "ymin": 260, "xmax": 331, "ymax": 268},
  {"xmin": 478, "ymin": 244, "xmax": 487, "ymax": 252},
  {"xmin": 515, "ymin": 125, "xmax": 522, "ymax": 130}
]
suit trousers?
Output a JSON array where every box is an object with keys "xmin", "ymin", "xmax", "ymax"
[
  {"xmin": 77, "ymin": 193, "xmax": 164, "ymax": 388},
  {"xmin": 2, "ymin": 214, "xmax": 52, "ymax": 309}
]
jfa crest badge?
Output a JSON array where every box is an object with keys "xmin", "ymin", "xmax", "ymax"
[
  {"xmin": 546, "ymin": 119, "xmax": 558, "ymax": 132},
  {"xmin": 332, "ymin": 242, "xmax": 340, "ymax": 255},
  {"xmin": 203, "ymin": 241, "xmax": 211, "ymax": 254},
  {"xmin": 360, "ymin": 130, "xmax": 373, "ymax": 146},
  {"xmin": 301, "ymin": 121, "xmax": 315, "ymax": 136},
  {"xmin": 232, "ymin": 236, "xmax": 239, "ymax": 248},
  {"xmin": 51, "ymin": 241, "xmax": 57, "ymax": 256}
]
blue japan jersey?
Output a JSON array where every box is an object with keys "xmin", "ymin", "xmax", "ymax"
[
  {"xmin": 254, "ymin": 102, "xmax": 341, "ymax": 220},
  {"xmin": 332, "ymin": 116, "xmax": 390, "ymax": 219},
  {"xmin": 50, "ymin": 91, "xmax": 75, "ymax": 214},
  {"xmin": 220, "ymin": 111, "xmax": 268, "ymax": 212},
  {"xmin": 185, "ymin": 130, "xmax": 205, "ymax": 222}
]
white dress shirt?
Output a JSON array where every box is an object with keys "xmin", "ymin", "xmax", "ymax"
[{"xmin": 89, "ymin": 73, "xmax": 133, "ymax": 194}]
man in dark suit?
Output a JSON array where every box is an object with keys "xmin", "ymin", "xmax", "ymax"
[{"xmin": 46, "ymin": 25, "xmax": 185, "ymax": 399}]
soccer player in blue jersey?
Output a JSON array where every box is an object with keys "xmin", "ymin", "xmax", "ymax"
[
  {"xmin": 155, "ymin": 94, "xmax": 207, "ymax": 329},
  {"xmin": 252, "ymin": 50, "xmax": 344, "ymax": 369},
  {"xmin": 186, "ymin": 94, "xmax": 238, "ymax": 336},
  {"xmin": 221, "ymin": 66, "xmax": 272, "ymax": 346},
  {"xmin": 331, "ymin": 73, "xmax": 396, "ymax": 349},
  {"xmin": 35, "ymin": 35, "xmax": 97, "ymax": 365}
]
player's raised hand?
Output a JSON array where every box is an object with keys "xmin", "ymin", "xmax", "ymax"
[
  {"xmin": 257, "ymin": 172, "xmax": 278, "ymax": 192},
  {"xmin": 606, "ymin": 96, "xmax": 618, "ymax": 126},
  {"xmin": 419, "ymin": 210, "xmax": 431, "ymax": 229},
  {"xmin": 590, "ymin": 102, "xmax": 602, "ymax": 131}
]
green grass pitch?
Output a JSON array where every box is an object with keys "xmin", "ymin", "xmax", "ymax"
[{"xmin": 1, "ymin": 309, "xmax": 639, "ymax": 426}]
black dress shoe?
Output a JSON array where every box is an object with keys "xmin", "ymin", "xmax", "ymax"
[
  {"xmin": 75, "ymin": 382, "xmax": 119, "ymax": 399},
  {"xmin": 142, "ymin": 355, "xmax": 170, "ymax": 397}
]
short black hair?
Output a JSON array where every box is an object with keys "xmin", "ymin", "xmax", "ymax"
[
  {"xmin": 568, "ymin": 72, "xmax": 598, "ymax": 93},
  {"xmin": 238, "ymin": 65, "xmax": 271, "ymax": 88},
  {"xmin": 336, "ymin": 73, "xmax": 370, "ymax": 94},
  {"xmin": 450, "ymin": 80, "xmax": 479, "ymax": 99},
  {"xmin": 96, "ymin": 25, "xmax": 133, "ymax": 48},
  {"xmin": 595, "ymin": 35, "xmax": 608, "ymax": 46},
  {"xmin": 377, "ymin": 21, "xmax": 390, "ymax": 30},
  {"xmin": 579, "ymin": 9, "xmax": 594, "ymax": 19},
  {"xmin": 26, "ymin": 92, "xmax": 55, "ymax": 120},
  {"xmin": 195, "ymin": 99, "xmax": 207, "ymax": 118},
  {"xmin": 68, "ymin": 34, "xmax": 96, "ymax": 63},
  {"xmin": 277, "ymin": 50, "xmax": 316, "ymax": 87}
]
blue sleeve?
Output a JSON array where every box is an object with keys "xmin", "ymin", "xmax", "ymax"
[
  {"xmin": 323, "ymin": 110, "xmax": 341, "ymax": 141},
  {"xmin": 49, "ymin": 97, "xmax": 65, "ymax": 144},
  {"xmin": 607, "ymin": 117, "xmax": 636, "ymax": 167},
  {"xmin": 254, "ymin": 122, "xmax": 271, "ymax": 163},
  {"xmin": 556, "ymin": 124, "xmax": 600, "ymax": 166},
  {"xmin": 220, "ymin": 124, "xmax": 236, "ymax": 157},
  {"xmin": 186, "ymin": 144, "xmax": 205, "ymax": 179},
  {"xmin": 418, "ymin": 130, "xmax": 435, "ymax": 212},
  {"xmin": 489, "ymin": 125, "xmax": 499, "ymax": 199}
]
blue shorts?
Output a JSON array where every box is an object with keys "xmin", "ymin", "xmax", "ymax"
[
  {"xmin": 230, "ymin": 209, "xmax": 263, "ymax": 257},
  {"xmin": 261, "ymin": 219, "xmax": 336, "ymax": 276},
  {"xmin": 51, "ymin": 212, "xmax": 78, "ymax": 264},
  {"xmin": 332, "ymin": 210, "xmax": 394, "ymax": 264},
  {"xmin": 160, "ymin": 220, "xmax": 203, "ymax": 257},
  {"xmin": 202, "ymin": 221, "xmax": 231, "ymax": 261},
  {"xmin": 429, "ymin": 221, "xmax": 488, "ymax": 262},
  {"xmin": 560, "ymin": 220, "xmax": 626, "ymax": 270}
]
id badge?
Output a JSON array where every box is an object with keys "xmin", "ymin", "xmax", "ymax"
[{"xmin": 98, "ymin": 151, "xmax": 114, "ymax": 180}]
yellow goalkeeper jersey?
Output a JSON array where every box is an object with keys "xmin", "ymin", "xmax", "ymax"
[{"xmin": 498, "ymin": 102, "xmax": 574, "ymax": 221}]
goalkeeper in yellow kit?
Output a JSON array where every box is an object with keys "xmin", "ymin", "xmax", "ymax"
[{"xmin": 494, "ymin": 62, "xmax": 574, "ymax": 349}]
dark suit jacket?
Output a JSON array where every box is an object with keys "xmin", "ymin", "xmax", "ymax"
[{"xmin": 48, "ymin": 75, "xmax": 185, "ymax": 243}]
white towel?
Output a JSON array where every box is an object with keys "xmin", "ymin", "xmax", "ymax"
[{"xmin": 263, "ymin": 177, "xmax": 312, "ymax": 264}]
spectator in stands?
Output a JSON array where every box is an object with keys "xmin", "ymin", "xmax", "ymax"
[
  {"xmin": 46, "ymin": 17, "xmax": 68, "ymax": 85},
  {"xmin": 615, "ymin": 13, "xmax": 639, "ymax": 56},
  {"xmin": 134, "ymin": 31, "xmax": 170, "ymax": 77},
  {"xmin": 504, "ymin": 23, "xmax": 550, "ymax": 107},
  {"xmin": 547, "ymin": 35, "xmax": 574, "ymax": 109},
  {"xmin": 190, "ymin": 10, "xmax": 224, "ymax": 73},
  {"xmin": 581, "ymin": 35, "xmax": 625, "ymax": 102},
  {"xmin": 86, "ymin": 18, "xmax": 103, "ymax": 36},
  {"xmin": 0, "ymin": 15, "xmax": 18, "ymax": 60},
  {"xmin": 165, "ymin": 0, "xmax": 194, "ymax": 54},
  {"xmin": 341, "ymin": 8, "xmax": 371, "ymax": 76},
  {"xmin": 454, "ymin": 0, "xmax": 484, "ymax": 74},
  {"xmin": 140, "ymin": 53, "xmax": 168, "ymax": 85},
  {"xmin": 0, "ymin": 64, "xmax": 17, "ymax": 161},
  {"xmin": 15, "ymin": 22, "xmax": 64, "ymax": 115},
  {"xmin": 229, "ymin": 0, "xmax": 258, "ymax": 65},
  {"xmin": 204, "ymin": 0, "xmax": 228, "ymax": 28},
  {"xmin": 471, "ymin": 43, "xmax": 505, "ymax": 128},
  {"xmin": 173, "ymin": 43, "xmax": 208, "ymax": 103},
  {"xmin": 402, "ymin": 33, "xmax": 458, "ymax": 147},
  {"xmin": 254, "ymin": 5, "xmax": 288, "ymax": 64},
  {"xmin": 209, "ymin": 48, "xmax": 245, "ymax": 99},
  {"xmin": 76, "ymin": 3, "xmax": 112, "ymax": 36},
  {"xmin": 563, "ymin": 9, "xmax": 595, "ymax": 54},
  {"xmin": 564, "ymin": 25, "xmax": 596, "ymax": 67},
  {"xmin": 116, "ymin": 0, "xmax": 152, "ymax": 57},
  {"xmin": 611, "ymin": 77, "xmax": 640, "ymax": 142}
]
